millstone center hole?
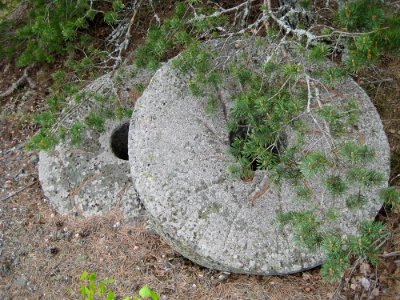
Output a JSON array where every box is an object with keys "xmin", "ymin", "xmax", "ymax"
[
  {"xmin": 110, "ymin": 122, "xmax": 130, "ymax": 161},
  {"xmin": 229, "ymin": 125, "xmax": 286, "ymax": 172}
]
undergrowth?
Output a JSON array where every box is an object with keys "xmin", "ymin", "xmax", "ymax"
[
  {"xmin": 7, "ymin": 0, "xmax": 123, "ymax": 67},
  {"xmin": 0, "ymin": 0, "xmax": 132, "ymax": 150}
]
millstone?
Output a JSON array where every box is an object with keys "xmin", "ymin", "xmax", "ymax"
[
  {"xmin": 128, "ymin": 39, "xmax": 390, "ymax": 275},
  {"xmin": 38, "ymin": 66, "xmax": 153, "ymax": 222}
]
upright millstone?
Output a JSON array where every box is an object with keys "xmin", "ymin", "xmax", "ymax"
[
  {"xmin": 128, "ymin": 38, "xmax": 390, "ymax": 275},
  {"xmin": 38, "ymin": 66, "xmax": 153, "ymax": 222}
]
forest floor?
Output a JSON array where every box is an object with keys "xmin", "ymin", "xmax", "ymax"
[{"xmin": 1, "ymin": 2, "xmax": 400, "ymax": 300}]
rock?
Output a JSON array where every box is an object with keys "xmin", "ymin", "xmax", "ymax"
[
  {"xmin": 128, "ymin": 38, "xmax": 390, "ymax": 275},
  {"xmin": 113, "ymin": 221, "xmax": 121, "ymax": 230},
  {"xmin": 371, "ymin": 288, "xmax": 380, "ymax": 297},
  {"xmin": 14, "ymin": 275, "xmax": 27, "ymax": 287},
  {"xmin": 359, "ymin": 262, "xmax": 371, "ymax": 275},
  {"xmin": 29, "ymin": 154, "xmax": 39, "ymax": 165},
  {"xmin": 350, "ymin": 283, "xmax": 358, "ymax": 291},
  {"xmin": 38, "ymin": 66, "xmax": 153, "ymax": 222},
  {"xmin": 360, "ymin": 277, "xmax": 370, "ymax": 290}
]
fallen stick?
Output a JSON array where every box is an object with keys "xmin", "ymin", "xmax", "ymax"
[
  {"xmin": 0, "ymin": 181, "xmax": 36, "ymax": 202},
  {"xmin": 0, "ymin": 66, "xmax": 36, "ymax": 98}
]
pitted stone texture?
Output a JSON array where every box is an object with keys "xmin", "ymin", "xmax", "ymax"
[
  {"xmin": 38, "ymin": 66, "xmax": 153, "ymax": 222},
  {"xmin": 129, "ymin": 39, "xmax": 390, "ymax": 275}
]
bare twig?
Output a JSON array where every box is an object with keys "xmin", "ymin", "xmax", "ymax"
[
  {"xmin": 390, "ymin": 173, "xmax": 400, "ymax": 183},
  {"xmin": 379, "ymin": 251, "xmax": 400, "ymax": 258},
  {"xmin": 267, "ymin": 10, "xmax": 317, "ymax": 47},
  {"xmin": 0, "ymin": 181, "xmax": 36, "ymax": 202},
  {"xmin": 148, "ymin": 0, "xmax": 160, "ymax": 25},
  {"xmin": 110, "ymin": 0, "xmax": 143, "ymax": 73},
  {"xmin": 0, "ymin": 66, "xmax": 36, "ymax": 98},
  {"xmin": 306, "ymin": 74, "xmax": 312, "ymax": 112},
  {"xmin": 332, "ymin": 257, "xmax": 364, "ymax": 300},
  {"xmin": 247, "ymin": 174, "xmax": 270, "ymax": 201},
  {"xmin": 189, "ymin": 0, "xmax": 257, "ymax": 23},
  {"xmin": 267, "ymin": 8, "xmax": 387, "ymax": 48}
]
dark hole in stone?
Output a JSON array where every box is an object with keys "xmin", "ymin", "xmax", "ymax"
[
  {"xmin": 229, "ymin": 124, "xmax": 285, "ymax": 171},
  {"xmin": 377, "ymin": 206, "xmax": 388, "ymax": 218},
  {"xmin": 111, "ymin": 122, "xmax": 130, "ymax": 160}
]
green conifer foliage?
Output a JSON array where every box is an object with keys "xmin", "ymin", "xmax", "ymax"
[
  {"xmin": 15, "ymin": 0, "xmax": 122, "ymax": 66},
  {"xmin": 295, "ymin": 184, "xmax": 313, "ymax": 201},
  {"xmin": 325, "ymin": 175, "xmax": 348, "ymax": 197},
  {"xmin": 347, "ymin": 167, "xmax": 385, "ymax": 187},
  {"xmin": 26, "ymin": 128, "xmax": 58, "ymax": 151},
  {"xmin": 336, "ymin": 0, "xmax": 400, "ymax": 72},
  {"xmin": 339, "ymin": 142, "xmax": 376, "ymax": 165},
  {"xmin": 379, "ymin": 187, "xmax": 400, "ymax": 210},
  {"xmin": 346, "ymin": 193, "xmax": 368, "ymax": 209},
  {"xmin": 299, "ymin": 152, "xmax": 329, "ymax": 178},
  {"xmin": 348, "ymin": 221, "xmax": 386, "ymax": 265},
  {"xmin": 277, "ymin": 211, "xmax": 323, "ymax": 250},
  {"xmin": 321, "ymin": 235, "xmax": 349, "ymax": 281}
]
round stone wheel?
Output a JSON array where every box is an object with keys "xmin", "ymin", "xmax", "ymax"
[
  {"xmin": 128, "ymin": 39, "xmax": 390, "ymax": 274},
  {"xmin": 38, "ymin": 66, "xmax": 153, "ymax": 222}
]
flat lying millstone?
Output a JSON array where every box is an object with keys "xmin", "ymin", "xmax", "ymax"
[
  {"xmin": 38, "ymin": 66, "xmax": 153, "ymax": 222},
  {"xmin": 129, "ymin": 39, "xmax": 390, "ymax": 275}
]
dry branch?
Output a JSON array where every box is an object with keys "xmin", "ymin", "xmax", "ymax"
[
  {"xmin": 267, "ymin": 9, "xmax": 317, "ymax": 46},
  {"xmin": 0, "ymin": 181, "xmax": 36, "ymax": 202},
  {"xmin": 0, "ymin": 66, "xmax": 35, "ymax": 98}
]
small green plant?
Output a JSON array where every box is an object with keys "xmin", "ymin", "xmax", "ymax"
[
  {"xmin": 295, "ymin": 184, "xmax": 313, "ymax": 201},
  {"xmin": 321, "ymin": 67, "xmax": 346, "ymax": 87},
  {"xmin": 325, "ymin": 175, "xmax": 348, "ymax": 197},
  {"xmin": 26, "ymin": 79, "xmax": 133, "ymax": 151},
  {"xmin": 346, "ymin": 193, "xmax": 368, "ymax": 209},
  {"xmin": 79, "ymin": 271, "xmax": 159, "ymax": 300},
  {"xmin": 347, "ymin": 167, "xmax": 385, "ymax": 187},
  {"xmin": 279, "ymin": 215, "xmax": 387, "ymax": 281},
  {"xmin": 336, "ymin": 0, "xmax": 400, "ymax": 73},
  {"xmin": 14, "ymin": 0, "xmax": 124, "ymax": 67},
  {"xmin": 339, "ymin": 142, "xmax": 376, "ymax": 165},
  {"xmin": 320, "ymin": 234, "xmax": 349, "ymax": 281},
  {"xmin": 299, "ymin": 152, "xmax": 329, "ymax": 178},
  {"xmin": 277, "ymin": 211, "xmax": 323, "ymax": 250},
  {"xmin": 308, "ymin": 42, "xmax": 329, "ymax": 62},
  {"xmin": 380, "ymin": 187, "xmax": 400, "ymax": 210}
]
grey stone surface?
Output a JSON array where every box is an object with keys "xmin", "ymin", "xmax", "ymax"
[
  {"xmin": 128, "ymin": 39, "xmax": 390, "ymax": 275},
  {"xmin": 14, "ymin": 275, "xmax": 27, "ymax": 287},
  {"xmin": 38, "ymin": 66, "xmax": 153, "ymax": 222}
]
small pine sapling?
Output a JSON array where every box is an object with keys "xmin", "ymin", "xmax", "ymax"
[
  {"xmin": 339, "ymin": 142, "xmax": 375, "ymax": 165},
  {"xmin": 347, "ymin": 167, "xmax": 385, "ymax": 187},
  {"xmin": 346, "ymin": 193, "xmax": 368, "ymax": 209},
  {"xmin": 320, "ymin": 235, "xmax": 349, "ymax": 281},
  {"xmin": 299, "ymin": 151, "xmax": 329, "ymax": 178},
  {"xmin": 325, "ymin": 175, "xmax": 348, "ymax": 197},
  {"xmin": 379, "ymin": 187, "xmax": 400, "ymax": 210}
]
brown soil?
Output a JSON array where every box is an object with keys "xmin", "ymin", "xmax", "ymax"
[{"xmin": 0, "ymin": 1, "xmax": 400, "ymax": 300}]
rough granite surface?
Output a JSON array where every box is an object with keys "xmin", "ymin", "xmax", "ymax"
[
  {"xmin": 128, "ymin": 39, "xmax": 391, "ymax": 275},
  {"xmin": 38, "ymin": 66, "xmax": 153, "ymax": 222}
]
